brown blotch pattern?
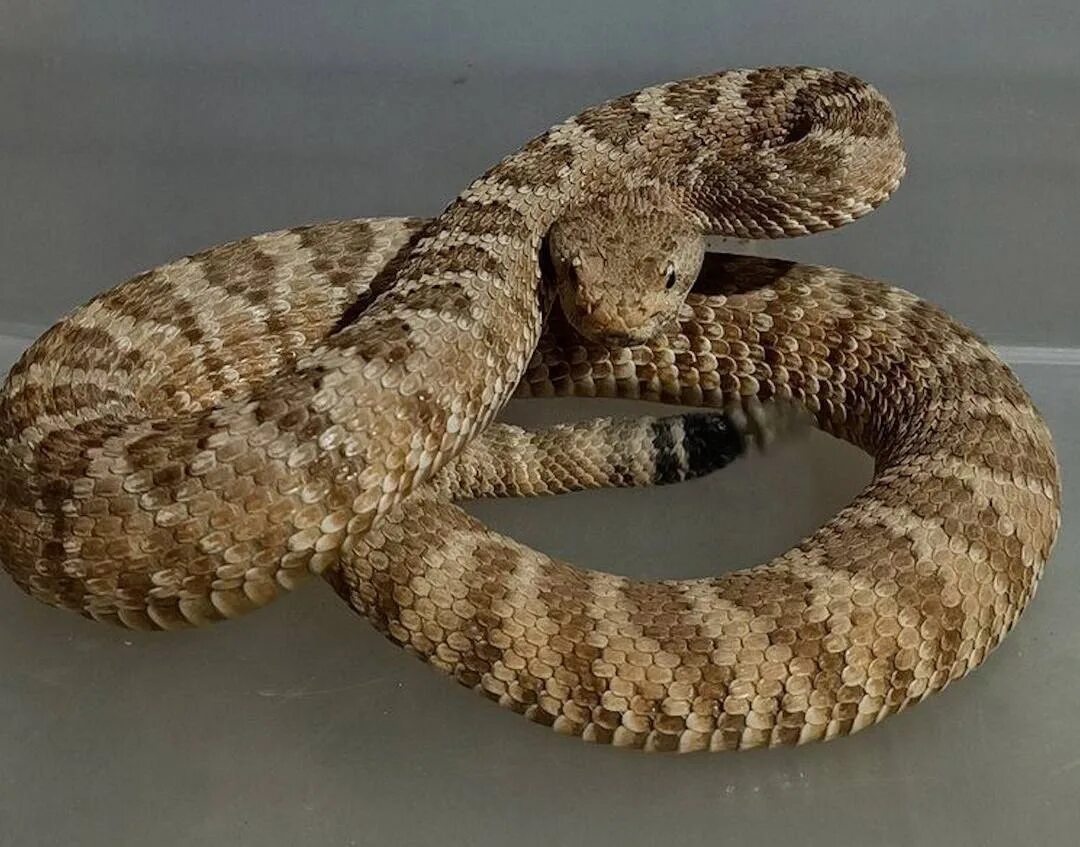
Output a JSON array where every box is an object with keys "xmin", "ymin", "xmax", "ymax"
[
  {"xmin": 574, "ymin": 93, "xmax": 652, "ymax": 148},
  {"xmin": 489, "ymin": 140, "xmax": 577, "ymax": 188}
]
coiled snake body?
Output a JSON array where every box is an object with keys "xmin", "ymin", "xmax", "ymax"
[{"xmin": 0, "ymin": 68, "xmax": 1060, "ymax": 751}]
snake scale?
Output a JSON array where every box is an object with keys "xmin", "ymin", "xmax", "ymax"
[{"xmin": 0, "ymin": 67, "xmax": 1061, "ymax": 752}]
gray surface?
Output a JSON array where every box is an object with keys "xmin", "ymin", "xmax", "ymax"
[
  {"xmin": 1, "ymin": 1, "xmax": 1079, "ymax": 345},
  {"xmin": 0, "ymin": 345, "xmax": 1078, "ymax": 846},
  {"xmin": 2, "ymin": 3, "xmax": 1080, "ymax": 846}
]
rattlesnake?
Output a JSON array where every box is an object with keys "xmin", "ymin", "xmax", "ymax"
[{"xmin": 0, "ymin": 67, "xmax": 1060, "ymax": 752}]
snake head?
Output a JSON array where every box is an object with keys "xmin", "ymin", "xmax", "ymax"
[{"xmin": 547, "ymin": 192, "xmax": 705, "ymax": 346}]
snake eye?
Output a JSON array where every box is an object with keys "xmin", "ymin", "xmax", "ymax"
[{"xmin": 665, "ymin": 263, "xmax": 677, "ymax": 290}]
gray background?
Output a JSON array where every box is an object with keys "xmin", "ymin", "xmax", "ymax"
[{"xmin": 1, "ymin": 3, "xmax": 1079, "ymax": 846}]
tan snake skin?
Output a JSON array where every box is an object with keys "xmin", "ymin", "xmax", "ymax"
[{"xmin": 0, "ymin": 68, "xmax": 1061, "ymax": 752}]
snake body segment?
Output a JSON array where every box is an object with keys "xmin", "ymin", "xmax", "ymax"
[{"xmin": 0, "ymin": 68, "xmax": 1060, "ymax": 751}]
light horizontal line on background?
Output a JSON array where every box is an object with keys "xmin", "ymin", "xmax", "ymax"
[{"xmin": 994, "ymin": 346, "xmax": 1080, "ymax": 367}]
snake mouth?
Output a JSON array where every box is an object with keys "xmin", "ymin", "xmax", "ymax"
[
  {"xmin": 553, "ymin": 282, "xmax": 672, "ymax": 348},
  {"xmin": 559, "ymin": 305, "xmax": 665, "ymax": 348},
  {"xmin": 592, "ymin": 329, "xmax": 655, "ymax": 348}
]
